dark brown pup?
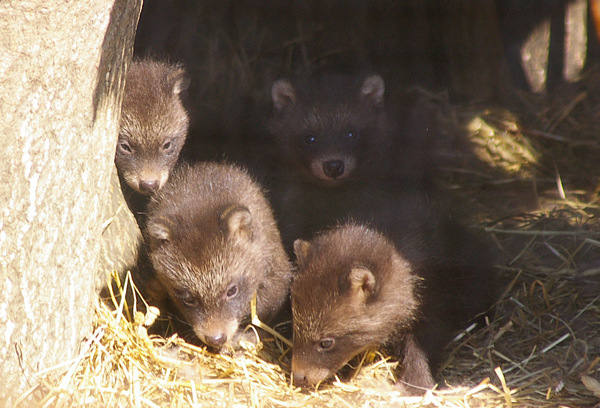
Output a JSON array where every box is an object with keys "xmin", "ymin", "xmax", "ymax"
[
  {"xmin": 116, "ymin": 59, "xmax": 190, "ymax": 195},
  {"xmin": 144, "ymin": 162, "xmax": 292, "ymax": 349},
  {"xmin": 267, "ymin": 72, "xmax": 434, "ymax": 252},
  {"xmin": 268, "ymin": 73, "xmax": 395, "ymax": 187},
  {"xmin": 291, "ymin": 219, "xmax": 498, "ymax": 394}
]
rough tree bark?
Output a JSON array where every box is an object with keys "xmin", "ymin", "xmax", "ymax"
[{"xmin": 0, "ymin": 1, "xmax": 142, "ymax": 405}]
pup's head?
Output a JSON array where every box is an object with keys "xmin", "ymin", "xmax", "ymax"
[
  {"xmin": 290, "ymin": 224, "xmax": 418, "ymax": 387},
  {"xmin": 269, "ymin": 74, "xmax": 391, "ymax": 187},
  {"xmin": 147, "ymin": 204, "xmax": 262, "ymax": 349},
  {"xmin": 116, "ymin": 60, "xmax": 190, "ymax": 194}
]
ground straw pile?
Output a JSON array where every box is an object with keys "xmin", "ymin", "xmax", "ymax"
[{"xmin": 16, "ymin": 270, "xmax": 519, "ymax": 408}]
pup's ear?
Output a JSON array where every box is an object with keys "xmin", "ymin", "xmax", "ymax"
[
  {"xmin": 348, "ymin": 266, "xmax": 376, "ymax": 303},
  {"xmin": 221, "ymin": 205, "xmax": 253, "ymax": 242},
  {"xmin": 169, "ymin": 69, "xmax": 191, "ymax": 95},
  {"xmin": 147, "ymin": 219, "xmax": 172, "ymax": 250},
  {"xmin": 293, "ymin": 239, "xmax": 311, "ymax": 270},
  {"xmin": 360, "ymin": 75, "xmax": 385, "ymax": 107},
  {"xmin": 271, "ymin": 79, "xmax": 297, "ymax": 111}
]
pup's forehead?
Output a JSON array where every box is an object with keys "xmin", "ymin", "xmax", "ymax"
[{"xmin": 302, "ymin": 105, "xmax": 353, "ymax": 131}]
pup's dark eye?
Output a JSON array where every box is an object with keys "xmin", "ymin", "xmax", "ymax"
[
  {"xmin": 177, "ymin": 291, "xmax": 197, "ymax": 307},
  {"xmin": 118, "ymin": 141, "xmax": 133, "ymax": 154},
  {"xmin": 226, "ymin": 284, "xmax": 238, "ymax": 298},
  {"xmin": 318, "ymin": 337, "xmax": 334, "ymax": 350},
  {"xmin": 304, "ymin": 135, "xmax": 317, "ymax": 145},
  {"xmin": 345, "ymin": 131, "xmax": 358, "ymax": 140},
  {"xmin": 162, "ymin": 141, "xmax": 173, "ymax": 152}
]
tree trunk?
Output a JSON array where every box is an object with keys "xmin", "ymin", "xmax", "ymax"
[{"xmin": 0, "ymin": 1, "xmax": 142, "ymax": 405}]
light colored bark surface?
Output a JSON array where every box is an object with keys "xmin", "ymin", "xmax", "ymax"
[
  {"xmin": 0, "ymin": 1, "xmax": 141, "ymax": 404},
  {"xmin": 98, "ymin": 166, "xmax": 141, "ymax": 293}
]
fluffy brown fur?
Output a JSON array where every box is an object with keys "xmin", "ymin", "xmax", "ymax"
[
  {"xmin": 116, "ymin": 59, "xmax": 190, "ymax": 195},
  {"xmin": 143, "ymin": 162, "xmax": 292, "ymax": 349},
  {"xmin": 291, "ymin": 213, "xmax": 498, "ymax": 394},
  {"xmin": 292, "ymin": 225, "xmax": 423, "ymax": 387}
]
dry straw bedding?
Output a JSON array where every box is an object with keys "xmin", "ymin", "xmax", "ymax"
[{"xmin": 17, "ymin": 69, "xmax": 600, "ymax": 408}]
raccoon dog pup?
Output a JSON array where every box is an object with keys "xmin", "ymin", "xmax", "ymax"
[
  {"xmin": 116, "ymin": 59, "xmax": 190, "ymax": 195},
  {"xmin": 291, "ymin": 218, "xmax": 498, "ymax": 394},
  {"xmin": 144, "ymin": 162, "xmax": 292, "ymax": 349}
]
